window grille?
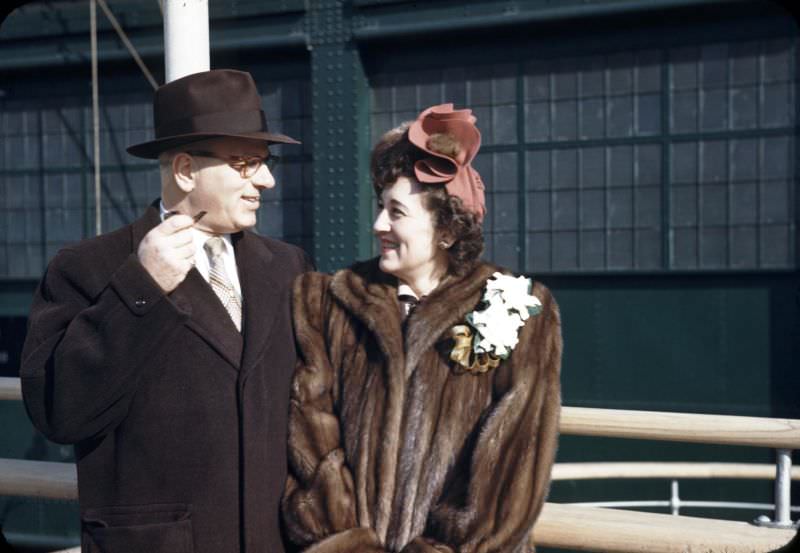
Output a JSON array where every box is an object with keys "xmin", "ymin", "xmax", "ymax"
[{"xmin": 369, "ymin": 36, "xmax": 796, "ymax": 273}]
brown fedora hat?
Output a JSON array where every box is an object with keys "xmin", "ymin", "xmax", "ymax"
[{"xmin": 127, "ymin": 69, "xmax": 300, "ymax": 159}]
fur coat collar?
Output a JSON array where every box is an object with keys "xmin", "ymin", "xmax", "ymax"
[{"xmin": 329, "ymin": 258, "xmax": 501, "ymax": 378}]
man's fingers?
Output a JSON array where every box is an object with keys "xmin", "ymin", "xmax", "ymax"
[
  {"xmin": 176, "ymin": 243, "xmax": 195, "ymax": 260},
  {"xmin": 160, "ymin": 214, "xmax": 195, "ymax": 234},
  {"xmin": 168, "ymin": 228, "xmax": 195, "ymax": 248}
]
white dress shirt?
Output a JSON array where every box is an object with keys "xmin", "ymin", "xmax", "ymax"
[{"xmin": 159, "ymin": 202, "xmax": 242, "ymax": 296}]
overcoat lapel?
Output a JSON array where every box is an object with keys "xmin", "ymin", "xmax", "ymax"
[
  {"xmin": 235, "ymin": 230, "xmax": 281, "ymax": 375},
  {"xmin": 129, "ymin": 203, "xmax": 243, "ymax": 371},
  {"xmin": 172, "ymin": 270, "xmax": 244, "ymax": 370}
]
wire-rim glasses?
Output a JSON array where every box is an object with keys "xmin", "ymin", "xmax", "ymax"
[{"xmin": 187, "ymin": 151, "xmax": 281, "ymax": 179}]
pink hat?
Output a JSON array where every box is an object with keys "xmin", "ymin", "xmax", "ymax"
[{"xmin": 408, "ymin": 103, "xmax": 486, "ymax": 223}]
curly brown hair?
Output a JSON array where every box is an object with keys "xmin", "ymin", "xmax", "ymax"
[{"xmin": 370, "ymin": 124, "xmax": 484, "ymax": 277}]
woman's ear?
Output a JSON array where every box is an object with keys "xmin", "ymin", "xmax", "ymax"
[
  {"xmin": 437, "ymin": 231, "xmax": 455, "ymax": 250},
  {"xmin": 172, "ymin": 152, "xmax": 196, "ymax": 193}
]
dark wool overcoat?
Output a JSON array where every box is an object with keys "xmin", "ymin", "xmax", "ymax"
[
  {"xmin": 283, "ymin": 259, "xmax": 562, "ymax": 553},
  {"xmin": 21, "ymin": 202, "xmax": 310, "ymax": 553}
]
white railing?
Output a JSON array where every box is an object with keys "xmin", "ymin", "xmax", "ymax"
[
  {"xmin": 560, "ymin": 406, "xmax": 800, "ymax": 448},
  {"xmin": 541, "ymin": 406, "xmax": 800, "ymax": 551},
  {"xmin": 559, "ymin": 405, "xmax": 800, "ymax": 530},
  {"xmin": 0, "ymin": 376, "xmax": 21, "ymax": 401},
  {"xmin": 553, "ymin": 462, "xmax": 800, "ymax": 480},
  {"xmin": 536, "ymin": 503, "xmax": 794, "ymax": 553},
  {"xmin": 0, "ymin": 377, "xmax": 797, "ymax": 552},
  {"xmin": 0, "ymin": 458, "xmax": 77, "ymax": 500}
]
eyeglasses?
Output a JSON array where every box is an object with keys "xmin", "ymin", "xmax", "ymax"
[{"xmin": 187, "ymin": 151, "xmax": 281, "ymax": 179}]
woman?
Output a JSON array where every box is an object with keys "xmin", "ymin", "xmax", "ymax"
[{"xmin": 283, "ymin": 104, "xmax": 562, "ymax": 553}]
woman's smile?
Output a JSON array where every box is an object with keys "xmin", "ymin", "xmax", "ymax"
[{"xmin": 379, "ymin": 237, "xmax": 399, "ymax": 253}]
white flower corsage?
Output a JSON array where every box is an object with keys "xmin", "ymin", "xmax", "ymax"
[{"xmin": 450, "ymin": 272, "xmax": 542, "ymax": 374}]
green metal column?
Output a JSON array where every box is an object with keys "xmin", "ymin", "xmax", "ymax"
[{"xmin": 308, "ymin": 1, "xmax": 372, "ymax": 273}]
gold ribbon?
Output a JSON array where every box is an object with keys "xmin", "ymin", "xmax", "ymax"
[{"xmin": 449, "ymin": 325, "xmax": 500, "ymax": 375}]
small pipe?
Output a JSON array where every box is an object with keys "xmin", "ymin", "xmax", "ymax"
[
  {"xmin": 90, "ymin": 0, "xmax": 101, "ymax": 236},
  {"xmin": 352, "ymin": 0, "xmax": 751, "ymax": 42},
  {"xmin": 96, "ymin": 0, "xmax": 158, "ymax": 90},
  {"xmin": 0, "ymin": 32, "xmax": 308, "ymax": 72}
]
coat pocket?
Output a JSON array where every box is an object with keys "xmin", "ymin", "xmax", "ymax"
[{"xmin": 81, "ymin": 502, "xmax": 193, "ymax": 553}]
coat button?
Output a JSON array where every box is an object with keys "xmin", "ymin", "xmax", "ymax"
[{"xmin": 134, "ymin": 297, "xmax": 147, "ymax": 308}]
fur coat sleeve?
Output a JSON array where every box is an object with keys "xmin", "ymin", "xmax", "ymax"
[
  {"xmin": 283, "ymin": 271, "xmax": 384, "ymax": 552},
  {"xmin": 283, "ymin": 264, "xmax": 562, "ymax": 553}
]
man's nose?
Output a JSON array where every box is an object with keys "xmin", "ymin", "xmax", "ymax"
[
  {"xmin": 252, "ymin": 164, "xmax": 276, "ymax": 189},
  {"xmin": 373, "ymin": 209, "xmax": 390, "ymax": 233}
]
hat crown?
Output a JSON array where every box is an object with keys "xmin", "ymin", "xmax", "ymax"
[
  {"xmin": 126, "ymin": 68, "xmax": 300, "ymax": 159},
  {"xmin": 153, "ymin": 69, "xmax": 260, "ymax": 132}
]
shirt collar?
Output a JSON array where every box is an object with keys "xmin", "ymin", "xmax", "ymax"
[
  {"xmin": 397, "ymin": 283, "xmax": 419, "ymax": 301},
  {"xmin": 158, "ymin": 200, "xmax": 170, "ymax": 221}
]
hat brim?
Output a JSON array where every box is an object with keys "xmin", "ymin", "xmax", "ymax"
[{"xmin": 127, "ymin": 131, "xmax": 301, "ymax": 159}]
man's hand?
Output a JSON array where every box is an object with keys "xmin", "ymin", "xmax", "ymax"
[{"xmin": 137, "ymin": 214, "xmax": 196, "ymax": 293}]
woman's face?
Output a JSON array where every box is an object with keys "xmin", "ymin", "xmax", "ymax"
[{"xmin": 373, "ymin": 176, "xmax": 447, "ymax": 289}]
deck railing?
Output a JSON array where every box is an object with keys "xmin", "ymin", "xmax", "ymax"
[
  {"xmin": 0, "ymin": 376, "xmax": 20, "ymax": 401},
  {"xmin": 1, "ymin": 376, "xmax": 797, "ymax": 552}
]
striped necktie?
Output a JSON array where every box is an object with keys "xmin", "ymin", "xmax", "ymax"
[{"xmin": 203, "ymin": 236, "xmax": 243, "ymax": 332}]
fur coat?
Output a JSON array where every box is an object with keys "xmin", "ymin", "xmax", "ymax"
[{"xmin": 283, "ymin": 258, "xmax": 562, "ymax": 553}]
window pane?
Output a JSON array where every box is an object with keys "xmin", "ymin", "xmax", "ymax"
[{"xmin": 580, "ymin": 230, "xmax": 605, "ymax": 269}]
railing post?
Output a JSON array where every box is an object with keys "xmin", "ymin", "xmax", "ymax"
[
  {"xmin": 670, "ymin": 480, "xmax": 681, "ymax": 515},
  {"xmin": 775, "ymin": 449, "xmax": 793, "ymax": 526},
  {"xmin": 754, "ymin": 448, "xmax": 797, "ymax": 528}
]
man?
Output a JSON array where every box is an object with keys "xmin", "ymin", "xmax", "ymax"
[{"xmin": 20, "ymin": 69, "xmax": 310, "ymax": 553}]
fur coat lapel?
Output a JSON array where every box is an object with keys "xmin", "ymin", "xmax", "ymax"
[
  {"xmin": 404, "ymin": 263, "xmax": 498, "ymax": 378},
  {"xmin": 330, "ymin": 261, "xmax": 406, "ymax": 540},
  {"xmin": 330, "ymin": 260, "xmax": 404, "ymax": 372}
]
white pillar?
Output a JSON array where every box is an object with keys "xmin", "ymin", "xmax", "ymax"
[{"xmin": 163, "ymin": 0, "xmax": 210, "ymax": 83}]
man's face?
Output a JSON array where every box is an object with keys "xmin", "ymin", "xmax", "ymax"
[{"xmin": 184, "ymin": 137, "xmax": 275, "ymax": 234}]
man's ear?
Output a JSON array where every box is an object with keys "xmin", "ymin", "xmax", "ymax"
[{"xmin": 172, "ymin": 153, "xmax": 195, "ymax": 193}]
